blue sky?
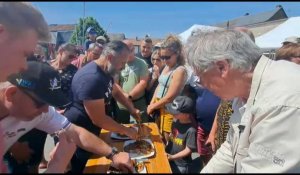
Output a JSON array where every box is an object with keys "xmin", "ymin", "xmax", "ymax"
[{"xmin": 31, "ymin": 2, "xmax": 300, "ymax": 39}]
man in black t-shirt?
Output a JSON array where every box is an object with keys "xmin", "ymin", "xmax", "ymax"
[
  {"xmin": 64, "ymin": 41, "xmax": 141, "ymax": 173},
  {"xmin": 135, "ymin": 37, "xmax": 153, "ymax": 68}
]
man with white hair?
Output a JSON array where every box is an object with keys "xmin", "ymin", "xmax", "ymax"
[{"xmin": 185, "ymin": 29, "xmax": 300, "ymax": 173}]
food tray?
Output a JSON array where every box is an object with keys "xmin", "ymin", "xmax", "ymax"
[{"xmin": 123, "ymin": 139, "xmax": 155, "ymax": 160}]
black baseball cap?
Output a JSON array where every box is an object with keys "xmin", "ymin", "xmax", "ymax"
[
  {"xmin": 7, "ymin": 61, "xmax": 71, "ymax": 108},
  {"xmin": 166, "ymin": 96, "xmax": 195, "ymax": 115}
]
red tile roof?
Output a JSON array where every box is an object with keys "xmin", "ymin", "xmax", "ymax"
[{"xmin": 49, "ymin": 24, "xmax": 76, "ymax": 32}]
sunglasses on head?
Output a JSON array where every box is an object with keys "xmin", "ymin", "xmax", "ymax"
[{"xmin": 20, "ymin": 89, "xmax": 46, "ymax": 108}]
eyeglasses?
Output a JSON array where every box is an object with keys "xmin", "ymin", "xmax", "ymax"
[
  {"xmin": 160, "ymin": 54, "xmax": 175, "ymax": 60},
  {"xmin": 20, "ymin": 89, "xmax": 46, "ymax": 108}
]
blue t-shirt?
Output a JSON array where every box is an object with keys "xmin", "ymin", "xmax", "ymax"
[
  {"xmin": 194, "ymin": 87, "xmax": 221, "ymax": 132},
  {"xmin": 64, "ymin": 61, "xmax": 114, "ymax": 135}
]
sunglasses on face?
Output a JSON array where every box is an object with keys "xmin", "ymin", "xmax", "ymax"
[
  {"xmin": 20, "ymin": 89, "xmax": 46, "ymax": 108},
  {"xmin": 160, "ymin": 53, "xmax": 175, "ymax": 60}
]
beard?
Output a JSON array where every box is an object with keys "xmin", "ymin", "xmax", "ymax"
[{"xmin": 107, "ymin": 62, "xmax": 118, "ymax": 76}]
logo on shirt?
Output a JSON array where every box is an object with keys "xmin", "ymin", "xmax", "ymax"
[
  {"xmin": 170, "ymin": 128, "xmax": 183, "ymax": 146},
  {"xmin": 105, "ymin": 80, "xmax": 113, "ymax": 98},
  {"xmin": 251, "ymin": 143, "xmax": 285, "ymax": 167},
  {"xmin": 49, "ymin": 78, "xmax": 61, "ymax": 91}
]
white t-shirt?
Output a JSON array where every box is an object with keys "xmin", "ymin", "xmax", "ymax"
[{"xmin": 0, "ymin": 106, "xmax": 70, "ymax": 153}]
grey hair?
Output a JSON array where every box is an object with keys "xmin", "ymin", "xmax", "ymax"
[
  {"xmin": 234, "ymin": 27, "xmax": 255, "ymax": 43},
  {"xmin": 0, "ymin": 81, "xmax": 13, "ymax": 90},
  {"xmin": 101, "ymin": 40, "xmax": 129, "ymax": 58},
  {"xmin": 185, "ymin": 29, "xmax": 262, "ymax": 73},
  {"xmin": 0, "ymin": 2, "xmax": 50, "ymax": 42}
]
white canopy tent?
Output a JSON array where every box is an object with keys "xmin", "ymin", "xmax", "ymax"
[
  {"xmin": 178, "ymin": 24, "xmax": 221, "ymax": 44},
  {"xmin": 256, "ymin": 17, "xmax": 300, "ymax": 49}
]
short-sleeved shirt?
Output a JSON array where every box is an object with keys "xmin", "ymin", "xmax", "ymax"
[
  {"xmin": 156, "ymin": 66, "xmax": 187, "ymax": 98},
  {"xmin": 118, "ymin": 57, "xmax": 149, "ymax": 109},
  {"xmin": 0, "ymin": 106, "xmax": 70, "ymax": 153},
  {"xmin": 58, "ymin": 64, "xmax": 78, "ymax": 100},
  {"xmin": 64, "ymin": 61, "xmax": 114, "ymax": 135},
  {"xmin": 194, "ymin": 87, "xmax": 221, "ymax": 132},
  {"xmin": 165, "ymin": 120, "xmax": 197, "ymax": 166},
  {"xmin": 135, "ymin": 52, "xmax": 153, "ymax": 68}
]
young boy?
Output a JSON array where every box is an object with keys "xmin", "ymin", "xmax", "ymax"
[{"xmin": 165, "ymin": 96, "xmax": 197, "ymax": 173}]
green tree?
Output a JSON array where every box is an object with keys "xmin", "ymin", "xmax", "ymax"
[{"xmin": 70, "ymin": 16, "xmax": 109, "ymax": 45}]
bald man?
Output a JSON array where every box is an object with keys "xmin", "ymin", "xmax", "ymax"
[{"xmin": 114, "ymin": 40, "xmax": 150, "ymax": 124}]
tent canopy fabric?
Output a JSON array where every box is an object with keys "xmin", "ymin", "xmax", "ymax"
[
  {"xmin": 178, "ymin": 24, "xmax": 221, "ymax": 44},
  {"xmin": 255, "ymin": 17, "xmax": 300, "ymax": 49}
]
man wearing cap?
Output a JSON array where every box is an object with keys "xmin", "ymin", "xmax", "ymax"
[
  {"xmin": 84, "ymin": 27, "xmax": 97, "ymax": 52},
  {"xmin": 165, "ymin": 96, "xmax": 197, "ymax": 173},
  {"xmin": 0, "ymin": 2, "xmax": 50, "ymax": 172},
  {"xmin": 0, "ymin": 61, "xmax": 135, "ymax": 173},
  {"xmin": 282, "ymin": 36, "xmax": 300, "ymax": 46}
]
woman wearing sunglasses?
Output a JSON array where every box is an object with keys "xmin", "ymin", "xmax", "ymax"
[{"xmin": 147, "ymin": 35, "xmax": 188, "ymax": 144}]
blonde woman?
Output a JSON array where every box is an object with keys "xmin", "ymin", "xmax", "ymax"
[{"xmin": 147, "ymin": 35, "xmax": 187, "ymax": 143}]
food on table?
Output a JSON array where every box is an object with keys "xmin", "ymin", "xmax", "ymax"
[{"xmin": 124, "ymin": 140, "xmax": 154, "ymax": 155}]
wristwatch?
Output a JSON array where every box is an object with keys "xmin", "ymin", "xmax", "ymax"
[{"xmin": 105, "ymin": 147, "xmax": 119, "ymax": 160}]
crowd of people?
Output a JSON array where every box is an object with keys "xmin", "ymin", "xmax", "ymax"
[{"xmin": 1, "ymin": 2, "xmax": 300, "ymax": 174}]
